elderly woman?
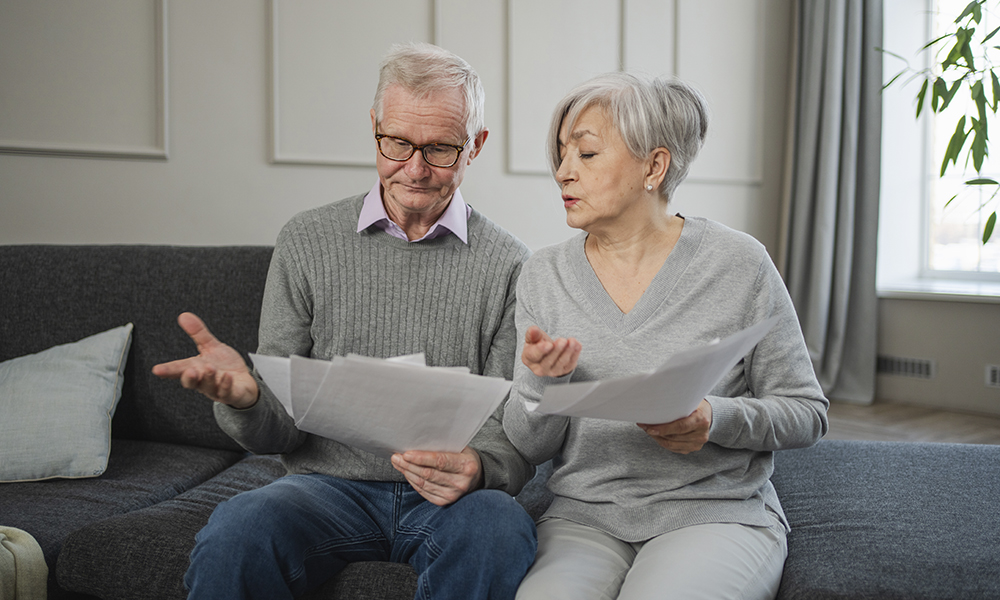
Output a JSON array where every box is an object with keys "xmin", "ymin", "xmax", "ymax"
[{"xmin": 503, "ymin": 73, "xmax": 829, "ymax": 600}]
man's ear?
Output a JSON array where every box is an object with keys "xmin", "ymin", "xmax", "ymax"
[
  {"xmin": 467, "ymin": 129, "xmax": 489, "ymax": 164},
  {"xmin": 371, "ymin": 109, "xmax": 378, "ymax": 136}
]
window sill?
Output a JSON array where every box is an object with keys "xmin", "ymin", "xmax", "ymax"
[{"xmin": 878, "ymin": 277, "xmax": 1000, "ymax": 304}]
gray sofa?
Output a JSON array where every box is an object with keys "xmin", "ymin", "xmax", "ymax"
[{"xmin": 1, "ymin": 244, "xmax": 998, "ymax": 600}]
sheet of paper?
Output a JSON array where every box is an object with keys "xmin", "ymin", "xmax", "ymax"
[
  {"xmin": 528, "ymin": 316, "xmax": 780, "ymax": 424},
  {"xmin": 249, "ymin": 353, "xmax": 293, "ymax": 418},
  {"xmin": 250, "ymin": 353, "xmax": 511, "ymax": 459}
]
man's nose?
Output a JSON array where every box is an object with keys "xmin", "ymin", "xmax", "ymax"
[{"xmin": 403, "ymin": 151, "xmax": 431, "ymax": 178}]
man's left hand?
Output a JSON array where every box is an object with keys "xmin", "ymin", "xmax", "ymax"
[{"xmin": 391, "ymin": 446, "xmax": 483, "ymax": 506}]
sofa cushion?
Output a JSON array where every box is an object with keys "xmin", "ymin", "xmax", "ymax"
[
  {"xmin": 58, "ymin": 455, "xmax": 555, "ymax": 600},
  {"xmin": 59, "ymin": 456, "xmax": 420, "ymax": 600},
  {"xmin": 0, "ymin": 324, "xmax": 133, "ymax": 482},
  {"xmin": 0, "ymin": 245, "xmax": 273, "ymax": 452},
  {"xmin": 58, "ymin": 455, "xmax": 286, "ymax": 600},
  {"xmin": 772, "ymin": 439, "xmax": 1000, "ymax": 600},
  {"xmin": 0, "ymin": 438, "xmax": 244, "ymax": 598}
]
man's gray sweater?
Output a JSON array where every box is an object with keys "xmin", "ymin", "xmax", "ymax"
[{"xmin": 216, "ymin": 194, "xmax": 534, "ymax": 494}]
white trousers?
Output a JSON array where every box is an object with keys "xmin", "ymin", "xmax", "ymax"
[{"xmin": 515, "ymin": 516, "xmax": 788, "ymax": 600}]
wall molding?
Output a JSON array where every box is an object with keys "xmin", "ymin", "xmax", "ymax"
[
  {"xmin": 0, "ymin": 0, "xmax": 169, "ymax": 161},
  {"xmin": 505, "ymin": 0, "xmax": 766, "ymax": 186},
  {"xmin": 268, "ymin": 0, "xmax": 441, "ymax": 167}
]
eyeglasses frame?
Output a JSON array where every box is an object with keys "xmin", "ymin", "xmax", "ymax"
[{"xmin": 374, "ymin": 130, "xmax": 471, "ymax": 168}]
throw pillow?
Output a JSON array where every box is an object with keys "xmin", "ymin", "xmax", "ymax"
[{"xmin": 0, "ymin": 324, "xmax": 133, "ymax": 482}]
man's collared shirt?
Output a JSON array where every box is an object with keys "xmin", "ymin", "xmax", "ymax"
[{"xmin": 357, "ymin": 181, "xmax": 471, "ymax": 244}]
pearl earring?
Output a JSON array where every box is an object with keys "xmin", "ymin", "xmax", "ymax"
[{"xmin": 646, "ymin": 184, "xmax": 653, "ymax": 191}]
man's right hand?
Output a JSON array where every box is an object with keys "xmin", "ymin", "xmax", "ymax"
[{"xmin": 152, "ymin": 312, "xmax": 259, "ymax": 409}]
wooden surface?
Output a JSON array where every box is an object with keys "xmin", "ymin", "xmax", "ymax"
[{"xmin": 825, "ymin": 400, "xmax": 1000, "ymax": 445}]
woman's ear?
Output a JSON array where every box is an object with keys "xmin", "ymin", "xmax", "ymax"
[{"xmin": 646, "ymin": 147, "xmax": 671, "ymax": 188}]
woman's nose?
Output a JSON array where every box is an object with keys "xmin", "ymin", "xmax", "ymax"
[{"xmin": 555, "ymin": 157, "xmax": 574, "ymax": 183}]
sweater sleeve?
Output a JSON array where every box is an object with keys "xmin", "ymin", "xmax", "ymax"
[
  {"xmin": 502, "ymin": 269, "xmax": 572, "ymax": 466},
  {"xmin": 214, "ymin": 223, "xmax": 310, "ymax": 455},
  {"xmin": 706, "ymin": 253, "xmax": 829, "ymax": 451},
  {"xmin": 469, "ymin": 254, "xmax": 537, "ymax": 495}
]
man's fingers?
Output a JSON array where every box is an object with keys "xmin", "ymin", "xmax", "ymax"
[
  {"xmin": 152, "ymin": 357, "xmax": 197, "ymax": 379},
  {"xmin": 177, "ymin": 312, "xmax": 219, "ymax": 349},
  {"xmin": 396, "ymin": 450, "xmax": 465, "ymax": 474}
]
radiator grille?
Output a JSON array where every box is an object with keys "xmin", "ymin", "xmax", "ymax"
[{"xmin": 877, "ymin": 355, "xmax": 936, "ymax": 379}]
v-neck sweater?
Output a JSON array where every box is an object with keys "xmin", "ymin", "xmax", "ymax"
[
  {"xmin": 503, "ymin": 215, "xmax": 829, "ymax": 542},
  {"xmin": 215, "ymin": 194, "xmax": 534, "ymax": 494}
]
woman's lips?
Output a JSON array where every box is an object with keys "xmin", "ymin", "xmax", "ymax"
[{"xmin": 563, "ymin": 196, "xmax": 579, "ymax": 208}]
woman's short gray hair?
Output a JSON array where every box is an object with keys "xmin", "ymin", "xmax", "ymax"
[
  {"xmin": 373, "ymin": 43, "xmax": 486, "ymax": 139},
  {"xmin": 547, "ymin": 72, "xmax": 709, "ymax": 202}
]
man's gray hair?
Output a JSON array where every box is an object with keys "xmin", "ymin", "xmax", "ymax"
[
  {"xmin": 372, "ymin": 43, "xmax": 486, "ymax": 139},
  {"xmin": 547, "ymin": 72, "xmax": 709, "ymax": 202}
]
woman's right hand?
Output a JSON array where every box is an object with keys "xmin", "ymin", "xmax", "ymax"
[{"xmin": 521, "ymin": 326, "xmax": 581, "ymax": 378}]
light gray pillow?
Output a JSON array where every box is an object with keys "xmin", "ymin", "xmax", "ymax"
[{"xmin": 0, "ymin": 324, "xmax": 133, "ymax": 482}]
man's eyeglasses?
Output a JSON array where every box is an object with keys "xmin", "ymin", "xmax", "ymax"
[{"xmin": 375, "ymin": 132, "xmax": 470, "ymax": 168}]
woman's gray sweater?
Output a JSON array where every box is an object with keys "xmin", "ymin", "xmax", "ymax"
[{"xmin": 503, "ymin": 216, "xmax": 829, "ymax": 542}]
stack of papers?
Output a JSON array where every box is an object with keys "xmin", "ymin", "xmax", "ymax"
[
  {"xmin": 249, "ymin": 353, "xmax": 512, "ymax": 458},
  {"xmin": 527, "ymin": 316, "xmax": 779, "ymax": 424}
]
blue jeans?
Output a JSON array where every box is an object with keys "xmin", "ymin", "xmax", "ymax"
[{"xmin": 184, "ymin": 475, "xmax": 537, "ymax": 600}]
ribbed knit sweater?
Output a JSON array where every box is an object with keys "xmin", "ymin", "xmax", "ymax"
[
  {"xmin": 215, "ymin": 194, "xmax": 534, "ymax": 493},
  {"xmin": 503, "ymin": 216, "xmax": 829, "ymax": 542}
]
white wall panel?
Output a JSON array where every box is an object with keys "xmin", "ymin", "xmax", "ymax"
[
  {"xmin": 0, "ymin": 0, "xmax": 791, "ymax": 254},
  {"xmin": 508, "ymin": 0, "xmax": 621, "ymax": 174},
  {"xmin": 677, "ymin": 0, "xmax": 764, "ymax": 184},
  {"xmin": 269, "ymin": 0, "xmax": 435, "ymax": 166},
  {"xmin": 623, "ymin": 0, "xmax": 675, "ymax": 76},
  {"xmin": 0, "ymin": 0, "xmax": 166, "ymax": 159}
]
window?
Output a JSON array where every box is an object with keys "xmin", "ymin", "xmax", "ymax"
[
  {"xmin": 880, "ymin": 0, "xmax": 1000, "ymax": 298},
  {"xmin": 926, "ymin": 0, "xmax": 1000, "ymax": 278}
]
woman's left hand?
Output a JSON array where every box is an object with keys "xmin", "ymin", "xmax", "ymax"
[{"xmin": 638, "ymin": 399, "xmax": 713, "ymax": 454}]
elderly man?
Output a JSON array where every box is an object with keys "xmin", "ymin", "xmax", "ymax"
[{"xmin": 153, "ymin": 43, "xmax": 536, "ymax": 600}]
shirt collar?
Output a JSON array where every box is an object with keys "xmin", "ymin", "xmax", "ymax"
[{"xmin": 357, "ymin": 181, "xmax": 470, "ymax": 244}]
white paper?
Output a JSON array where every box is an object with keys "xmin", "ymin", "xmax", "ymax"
[
  {"xmin": 249, "ymin": 354, "xmax": 294, "ymax": 418},
  {"xmin": 249, "ymin": 352, "xmax": 511, "ymax": 459},
  {"xmin": 528, "ymin": 316, "xmax": 780, "ymax": 424}
]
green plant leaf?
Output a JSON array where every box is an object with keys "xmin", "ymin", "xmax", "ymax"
[
  {"xmin": 961, "ymin": 28, "xmax": 978, "ymax": 70},
  {"xmin": 922, "ymin": 33, "xmax": 955, "ymax": 50},
  {"xmin": 942, "ymin": 115, "xmax": 968, "ymax": 176},
  {"xmin": 992, "ymin": 70, "xmax": 1000, "ymax": 111},
  {"xmin": 917, "ymin": 78, "xmax": 929, "ymax": 117},
  {"xmin": 985, "ymin": 25, "xmax": 1000, "ymax": 43},
  {"xmin": 965, "ymin": 178, "xmax": 998, "ymax": 185},
  {"xmin": 974, "ymin": 79, "xmax": 989, "ymax": 123},
  {"xmin": 956, "ymin": 1, "xmax": 982, "ymax": 24},
  {"xmin": 944, "ymin": 193, "xmax": 959, "ymax": 209},
  {"xmin": 983, "ymin": 211, "xmax": 996, "ymax": 243},
  {"xmin": 944, "ymin": 29, "xmax": 968, "ymax": 69},
  {"xmin": 971, "ymin": 127, "xmax": 988, "ymax": 171},
  {"xmin": 883, "ymin": 70, "xmax": 907, "ymax": 91},
  {"xmin": 940, "ymin": 79, "xmax": 964, "ymax": 111}
]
